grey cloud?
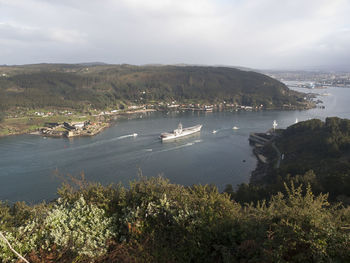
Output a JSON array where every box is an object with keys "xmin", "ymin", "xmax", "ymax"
[{"xmin": 0, "ymin": 0, "xmax": 349, "ymax": 70}]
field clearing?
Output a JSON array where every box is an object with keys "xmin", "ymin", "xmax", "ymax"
[{"xmin": 0, "ymin": 115, "xmax": 90, "ymax": 136}]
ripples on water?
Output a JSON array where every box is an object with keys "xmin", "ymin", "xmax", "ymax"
[{"xmin": 1, "ymin": 87, "xmax": 350, "ymax": 203}]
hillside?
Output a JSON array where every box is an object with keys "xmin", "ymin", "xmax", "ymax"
[
  {"xmin": 234, "ymin": 117, "xmax": 350, "ymax": 204},
  {"xmin": 276, "ymin": 117, "xmax": 350, "ymax": 200},
  {"xmin": 0, "ymin": 64, "xmax": 309, "ymax": 111}
]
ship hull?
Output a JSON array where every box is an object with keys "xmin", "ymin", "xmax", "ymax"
[{"xmin": 161, "ymin": 124, "xmax": 202, "ymax": 141}]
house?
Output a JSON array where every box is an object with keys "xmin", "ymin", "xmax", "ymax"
[{"xmin": 72, "ymin": 122, "xmax": 86, "ymax": 130}]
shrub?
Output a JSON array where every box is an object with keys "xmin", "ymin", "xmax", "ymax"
[
  {"xmin": 1, "ymin": 177, "xmax": 350, "ymax": 262},
  {"xmin": 0, "ymin": 196, "xmax": 115, "ymax": 262}
]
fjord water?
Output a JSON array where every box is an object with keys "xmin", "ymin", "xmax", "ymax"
[{"xmin": 1, "ymin": 86, "xmax": 349, "ymax": 203}]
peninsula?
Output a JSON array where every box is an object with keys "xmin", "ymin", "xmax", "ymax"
[{"xmin": 235, "ymin": 117, "xmax": 350, "ymax": 205}]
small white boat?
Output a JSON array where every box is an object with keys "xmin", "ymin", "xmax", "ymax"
[
  {"xmin": 133, "ymin": 133, "xmax": 138, "ymax": 137},
  {"xmin": 232, "ymin": 126, "xmax": 239, "ymax": 130},
  {"xmin": 212, "ymin": 130, "xmax": 217, "ymax": 134},
  {"xmin": 273, "ymin": 120, "xmax": 278, "ymax": 130}
]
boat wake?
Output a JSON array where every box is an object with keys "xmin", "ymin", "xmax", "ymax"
[
  {"xmin": 59, "ymin": 133, "xmax": 139, "ymax": 152},
  {"xmin": 158, "ymin": 139, "xmax": 202, "ymax": 153},
  {"xmin": 115, "ymin": 133, "xmax": 138, "ymax": 140}
]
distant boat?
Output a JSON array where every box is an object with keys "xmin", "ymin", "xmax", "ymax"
[
  {"xmin": 160, "ymin": 123, "xmax": 202, "ymax": 141},
  {"xmin": 273, "ymin": 120, "xmax": 278, "ymax": 130},
  {"xmin": 232, "ymin": 126, "xmax": 239, "ymax": 130},
  {"xmin": 212, "ymin": 130, "xmax": 217, "ymax": 134},
  {"xmin": 295, "ymin": 118, "xmax": 298, "ymax": 124},
  {"xmin": 133, "ymin": 133, "xmax": 138, "ymax": 137}
]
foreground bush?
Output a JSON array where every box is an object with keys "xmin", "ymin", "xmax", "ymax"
[
  {"xmin": 0, "ymin": 177, "xmax": 349, "ymax": 262},
  {"xmin": 0, "ymin": 196, "xmax": 114, "ymax": 262}
]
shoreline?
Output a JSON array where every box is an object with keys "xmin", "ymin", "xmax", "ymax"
[
  {"xmin": 0, "ymin": 109, "xmax": 156, "ymax": 139},
  {"xmin": 249, "ymin": 131, "xmax": 280, "ymax": 184},
  {"xmin": 0, "ymin": 103, "xmax": 314, "ymax": 139}
]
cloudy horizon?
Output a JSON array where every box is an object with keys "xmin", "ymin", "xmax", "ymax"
[{"xmin": 1, "ymin": 0, "xmax": 350, "ymax": 70}]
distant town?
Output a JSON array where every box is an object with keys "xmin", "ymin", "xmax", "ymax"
[{"xmin": 264, "ymin": 70, "xmax": 350, "ymax": 88}]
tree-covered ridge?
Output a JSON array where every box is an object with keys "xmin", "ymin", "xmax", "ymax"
[
  {"xmin": 276, "ymin": 117, "xmax": 350, "ymax": 201},
  {"xmin": 1, "ymin": 177, "xmax": 349, "ymax": 262},
  {"xmin": 0, "ymin": 64, "xmax": 308, "ymax": 111},
  {"xmin": 233, "ymin": 117, "xmax": 350, "ymax": 205}
]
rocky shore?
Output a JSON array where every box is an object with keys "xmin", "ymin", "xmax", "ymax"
[{"xmin": 249, "ymin": 132, "xmax": 279, "ymax": 184}]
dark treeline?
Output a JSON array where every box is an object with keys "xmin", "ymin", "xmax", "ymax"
[
  {"xmin": 0, "ymin": 64, "xmax": 307, "ymax": 111},
  {"xmin": 230, "ymin": 117, "xmax": 350, "ymax": 205}
]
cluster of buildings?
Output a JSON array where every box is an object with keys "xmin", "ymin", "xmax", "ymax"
[
  {"xmin": 132, "ymin": 102, "xmax": 264, "ymax": 112},
  {"xmin": 267, "ymin": 71, "xmax": 350, "ymax": 88},
  {"xmin": 35, "ymin": 111, "xmax": 54, "ymax": 117},
  {"xmin": 40, "ymin": 121, "xmax": 106, "ymax": 137}
]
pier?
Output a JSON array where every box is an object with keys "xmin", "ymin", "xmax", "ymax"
[
  {"xmin": 249, "ymin": 132, "xmax": 272, "ymax": 144},
  {"xmin": 249, "ymin": 132, "xmax": 281, "ymax": 183}
]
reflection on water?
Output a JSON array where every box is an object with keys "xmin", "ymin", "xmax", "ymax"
[{"xmin": 0, "ymin": 87, "xmax": 350, "ymax": 203}]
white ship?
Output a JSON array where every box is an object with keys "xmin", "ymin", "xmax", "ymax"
[{"xmin": 160, "ymin": 123, "xmax": 202, "ymax": 141}]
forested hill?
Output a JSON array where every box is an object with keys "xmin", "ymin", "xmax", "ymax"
[
  {"xmin": 234, "ymin": 117, "xmax": 350, "ymax": 204},
  {"xmin": 276, "ymin": 117, "xmax": 350, "ymax": 200},
  {"xmin": 0, "ymin": 64, "xmax": 308, "ymax": 110}
]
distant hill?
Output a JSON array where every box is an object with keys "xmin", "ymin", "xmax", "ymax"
[{"xmin": 0, "ymin": 64, "xmax": 308, "ymax": 111}]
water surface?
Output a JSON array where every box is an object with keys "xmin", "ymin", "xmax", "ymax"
[{"xmin": 0, "ymin": 86, "xmax": 349, "ymax": 203}]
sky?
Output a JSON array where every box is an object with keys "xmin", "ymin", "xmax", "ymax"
[{"xmin": 0, "ymin": 0, "xmax": 350, "ymax": 70}]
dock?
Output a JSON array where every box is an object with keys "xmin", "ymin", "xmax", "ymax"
[
  {"xmin": 249, "ymin": 131, "xmax": 283, "ymax": 183},
  {"xmin": 249, "ymin": 133, "xmax": 272, "ymax": 144}
]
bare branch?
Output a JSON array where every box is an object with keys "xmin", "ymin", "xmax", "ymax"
[{"xmin": 0, "ymin": 231, "xmax": 30, "ymax": 263}]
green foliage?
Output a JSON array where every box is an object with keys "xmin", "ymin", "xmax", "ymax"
[
  {"xmin": 241, "ymin": 118, "xmax": 350, "ymax": 205},
  {"xmin": 57, "ymin": 182, "xmax": 119, "ymax": 215},
  {"xmin": 1, "ymin": 177, "xmax": 349, "ymax": 262},
  {"xmin": 0, "ymin": 196, "xmax": 114, "ymax": 262},
  {"xmin": 42, "ymin": 196, "xmax": 114, "ymax": 257},
  {"xmin": 0, "ymin": 201, "xmax": 12, "ymax": 231},
  {"xmin": 241, "ymin": 183, "xmax": 350, "ymax": 262},
  {"xmin": 0, "ymin": 64, "xmax": 306, "ymax": 111},
  {"xmin": 276, "ymin": 117, "xmax": 350, "ymax": 201},
  {"xmin": 0, "ymin": 111, "xmax": 5, "ymax": 122}
]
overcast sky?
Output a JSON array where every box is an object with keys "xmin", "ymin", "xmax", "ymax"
[{"xmin": 1, "ymin": 0, "xmax": 350, "ymax": 70}]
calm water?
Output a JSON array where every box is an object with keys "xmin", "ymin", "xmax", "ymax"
[{"xmin": 1, "ymin": 86, "xmax": 349, "ymax": 203}]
